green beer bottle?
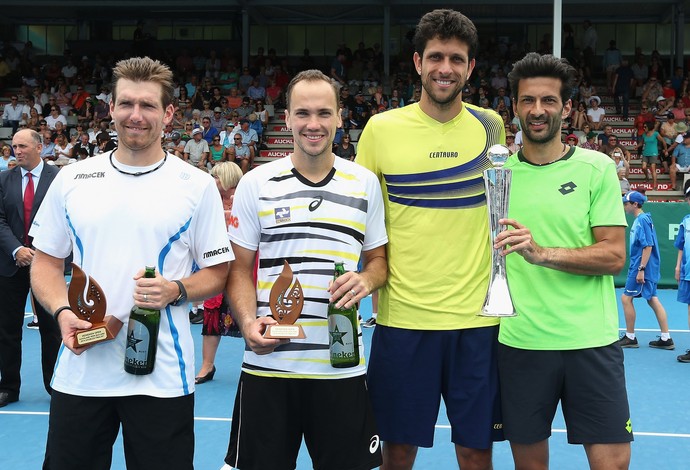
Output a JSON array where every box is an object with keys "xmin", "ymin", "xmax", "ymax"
[
  {"xmin": 327, "ymin": 261, "xmax": 360, "ymax": 368},
  {"xmin": 124, "ymin": 266, "xmax": 161, "ymax": 375}
]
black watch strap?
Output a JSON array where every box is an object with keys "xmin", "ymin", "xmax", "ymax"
[{"xmin": 170, "ymin": 280, "xmax": 188, "ymax": 306}]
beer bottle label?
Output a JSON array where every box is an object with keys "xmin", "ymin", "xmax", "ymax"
[
  {"xmin": 125, "ymin": 318, "xmax": 151, "ymax": 370},
  {"xmin": 328, "ymin": 313, "xmax": 356, "ymax": 361}
]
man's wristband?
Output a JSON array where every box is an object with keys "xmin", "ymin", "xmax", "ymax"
[
  {"xmin": 638, "ymin": 265, "xmax": 646, "ymax": 271},
  {"xmin": 169, "ymin": 280, "xmax": 188, "ymax": 306},
  {"xmin": 53, "ymin": 305, "xmax": 72, "ymax": 321}
]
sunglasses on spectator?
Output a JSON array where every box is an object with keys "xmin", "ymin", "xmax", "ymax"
[{"xmin": 213, "ymin": 138, "xmax": 220, "ymax": 142}]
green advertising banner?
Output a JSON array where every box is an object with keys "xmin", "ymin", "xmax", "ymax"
[{"xmin": 616, "ymin": 202, "xmax": 690, "ymax": 288}]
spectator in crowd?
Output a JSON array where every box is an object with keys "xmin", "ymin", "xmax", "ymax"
[
  {"xmin": 205, "ymin": 50, "xmax": 222, "ymax": 80},
  {"xmin": 635, "ymin": 104, "xmax": 655, "ymax": 142},
  {"xmin": 2, "ymin": 95, "xmax": 23, "ymax": 135},
  {"xmin": 662, "ymin": 79, "xmax": 677, "ymax": 102},
  {"xmin": 506, "ymin": 131, "xmax": 519, "ymax": 153},
  {"xmin": 247, "ymin": 78, "xmax": 266, "ymax": 102},
  {"xmin": 586, "ymin": 95, "xmax": 605, "ymax": 131},
  {"xmin": 581, "ymin": 130, "xmax": 600, "ymax": 151},
  {"xmin": 230, "ymin": 118, "xmax": 259, "ymax": 151},
  {"xmin": 237, "ymin": 66, "xmax": 254, "ymax": 94},
  {"xmin": 53, "ymin": 83, "xmax": 72, "ymax": 116},
  {"xmin": 653, "ymin": 96, "xmax": 673, "ymax": 128},
  {"xmin": 26, "ymin": 107, "xmax": 41, "ymax": 131},
  {"xmin": 642, "ymin": 77, "xmax": 664, "ymax": 108},
  {"xmin": 602, "ymin": 40, "xmax": 622, "ymax": 90},
  {"xmin": 207, "ymin": 134, "xmax": 227, "ymax": 170},
  {"xmin": 610, "ymin": 145, "xmax": 631, "ymax": 177},
  {"xmin": 218, "ymin": 122, "xmax": 235, "ymax": 148},
  {"xmin": 210, "ymin": 107, "xmax": 226, "ymax": 132},
  {"xmin": 578, "ymin": 78, "xmax": 596, "ymax": 104},
  {"xmin": 631, "ymin": 54, "xmax": 648, "ymax": 99},
  {"xmin": 670, "ymin": 132, "xmax": 690, "ymax": 189},
  {"xmin": 184, "ymin": 127, "xmax": 209, "ymax": 169},
  {"xmin": 611, "ymin": 58, "xmax": 634, "ymax": 119},
  {"xmin": 39, "ymin": 130, "xmax": 55, "ymax": 159},
  {"xmin": 334, "ymin": 132, "xmax": 356, "ymax": 161},
  {"xmin": 599, "ymin": 133, "xmax": 625, "ymax": 157},
  {"xmin": 0, "ymin": 144, "xmax": 16, "ymax": 171},
  {"xmin": 226, "ymin": 87, "xmax": 243, "ymax": 110},
  {"xmin": 570, "ymin": 101, "xmax": 589, "ymax": 131},
  {"xmin": 618, "ymin": 167, "xmax": 630, "ymax": 194},
  {"xmin": 619, "ymin": 191, "xmax": 674, "ymax": 350},
  {"xmin": 265, "ymin": 78, "xmax": 284, "ymax": 107},
  {"xmin": 72, "ymin": 132, "xmax": 95, "ymax": 159},
  {"xmin": 330, "ymin": 52, "xmax": 347, "ymax": 86},
  {"xmin": 671, "ymin": 98, "xmax": 686, "ymax": 121},
  {"xmin": 195, "ymin": 161, "xmax": 243, "ymax": 386},
  {"xmin": 93, "ymin": 93, "xmax": 111, "ymax": 122},
  {"xmin": 52, "ymin": 133, "xmax": 73, "ymax": 165},
  {"xmin": 597, "ymin": 125, "xmax": 615, "ymax": 147},
  {"xmin": 661, "ymin": 112, "xmax": 680, "ymax": 147},
  {"xmin": 638, "ymin": 120, "xmax": 668, "ymax": 189},
  {"xmin": 581, "ymin": 20, "xmax": 598, "ymax": 75},
  {"xmin": 235, "ymin": 97, "xmax": 255, "ymax": 119},
  {"xmin": 227, "ymin": 133, "xmax": 254, "ymax": 174},
  {"xmin": 349, "ymin": 92, "xmax": 372, "ymax": 128},
  {"xmin": 200, "ymin": 117, "xmax": 219, "ymax": 144}
]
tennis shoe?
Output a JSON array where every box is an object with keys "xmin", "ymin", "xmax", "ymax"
[
  {"xmin": 649, "ymin": 337, "xmax": 675, "ymax": 350},
  {"xmin": 361, "ymin": 317, "xmax": 377, "ymax": 328},
  {"xmin": 26, "ymin": 321, "xmax": 39, "ymax": 330},
  {"xmin": 617, "ymin": 335, "xmax": 638, "ymax": 348},
  {"xmin": 677, "ymin": 350, "xmax": 690, "ymax": 363}
]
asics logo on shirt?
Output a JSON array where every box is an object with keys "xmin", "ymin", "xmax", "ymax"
[
  {"xmin": 308, "ymin": 196, "xmax": 323, "ymax": 212},
  {"xmin": 369, "ymin": 435, "xmax": 380, "ymax": 453},
  {"xmin": 558, "ymin": 181, "xmax": 577, "ymax": 195}
]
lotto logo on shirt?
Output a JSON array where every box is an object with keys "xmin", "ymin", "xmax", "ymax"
[{"xmin": 274, "ymin": 206, "xmax": 291, "ymax": 224}]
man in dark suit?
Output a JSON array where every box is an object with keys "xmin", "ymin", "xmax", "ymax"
[{"xmin": 0, "ymin": 128, "xmax": 61, "ymax": 407}]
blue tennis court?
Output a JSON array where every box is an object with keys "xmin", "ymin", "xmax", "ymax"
[{"xmin": 1, "ymin": 289, "xmax": 689, "ymax": 469}]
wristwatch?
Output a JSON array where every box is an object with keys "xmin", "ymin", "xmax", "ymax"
[
  {"xmin": 170, "ymin": 280, "xmax": 188, "ymax": 306},
  {"xmin": 638, "ymin": 265, "xmax": 646, "ymax": 272}
]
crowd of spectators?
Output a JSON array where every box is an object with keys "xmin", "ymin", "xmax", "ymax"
[{"xmin": 2, "ymin": 28, "xmax": 690, "ymax": 184}]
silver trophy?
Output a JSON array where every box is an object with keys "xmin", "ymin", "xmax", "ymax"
[{"xmin": 480, "ymin": 144, "xmax": 517, "ymax": 317}]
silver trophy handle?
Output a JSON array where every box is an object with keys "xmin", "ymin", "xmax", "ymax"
[{"xmin": 480, "ymin": 144, "xmax": 517, "ymax": 317}]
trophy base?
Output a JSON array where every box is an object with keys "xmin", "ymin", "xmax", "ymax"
[
  {"xmin": 263, "ymin": 324, "xmax": 306, "ymax": 339},
  {"xmin": 75, "ymin": 315, "xmax": 123, "ymax": 347},
  {"xmin": 479, "ymin": 275, "xmax": 517, "ymax": 317}
]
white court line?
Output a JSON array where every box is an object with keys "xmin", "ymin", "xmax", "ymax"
[
  {"xmin": 3, "ymin": 411, "xmax": 689, "ymax": 439},
  {"xmin": 620, "ymin": 328, "xmax": 690, "ymax": 333}
]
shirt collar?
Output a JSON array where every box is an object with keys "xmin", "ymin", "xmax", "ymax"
[{"xmin": 21, "ymin": 159, "xmax": 44, "ymax": 178}]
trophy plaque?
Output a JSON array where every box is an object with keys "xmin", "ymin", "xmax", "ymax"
[
  {"xmin": 480, "ymin": 144, "xmax": 517, "ymax": 317},
  {"xmin": 264, "ymin": 260, "xmax": 306, "ymax": 339},
  {"xmin": 68, "ymin": 263, "xmax": 123, "ymax": 346}
]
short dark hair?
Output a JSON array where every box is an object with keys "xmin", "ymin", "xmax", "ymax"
[
  {"xmin": 413, "ymin": 9, "xmax": 479, "ymax": 60},
  {"xmin": 111, "ymin": 56, "xmax": 174, "ymax": 108},
  {"xmin": 508, "ymin": 53, "xmax": 577, "ymax": 104},
  {"xmin": 286, "ymin": 69, "xmax": 339, "ymax": 111}
]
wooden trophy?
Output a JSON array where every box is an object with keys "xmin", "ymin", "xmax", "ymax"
[
  {"xmin": 68, "ymin": 263, "xmax": 123, "ymax": 347},
  {"xmin": 263, "ymin": 260, "xmax": 306, "ymax": 339}
]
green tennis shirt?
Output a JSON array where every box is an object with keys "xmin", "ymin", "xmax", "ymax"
[{"xmin": 499, "ymin": 146, "xmax": 627, "ymax": 350}]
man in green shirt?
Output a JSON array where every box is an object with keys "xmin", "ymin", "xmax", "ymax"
[{"xmin": 494, "ymin": 52, "xmax": 632, "ymax": 469}]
